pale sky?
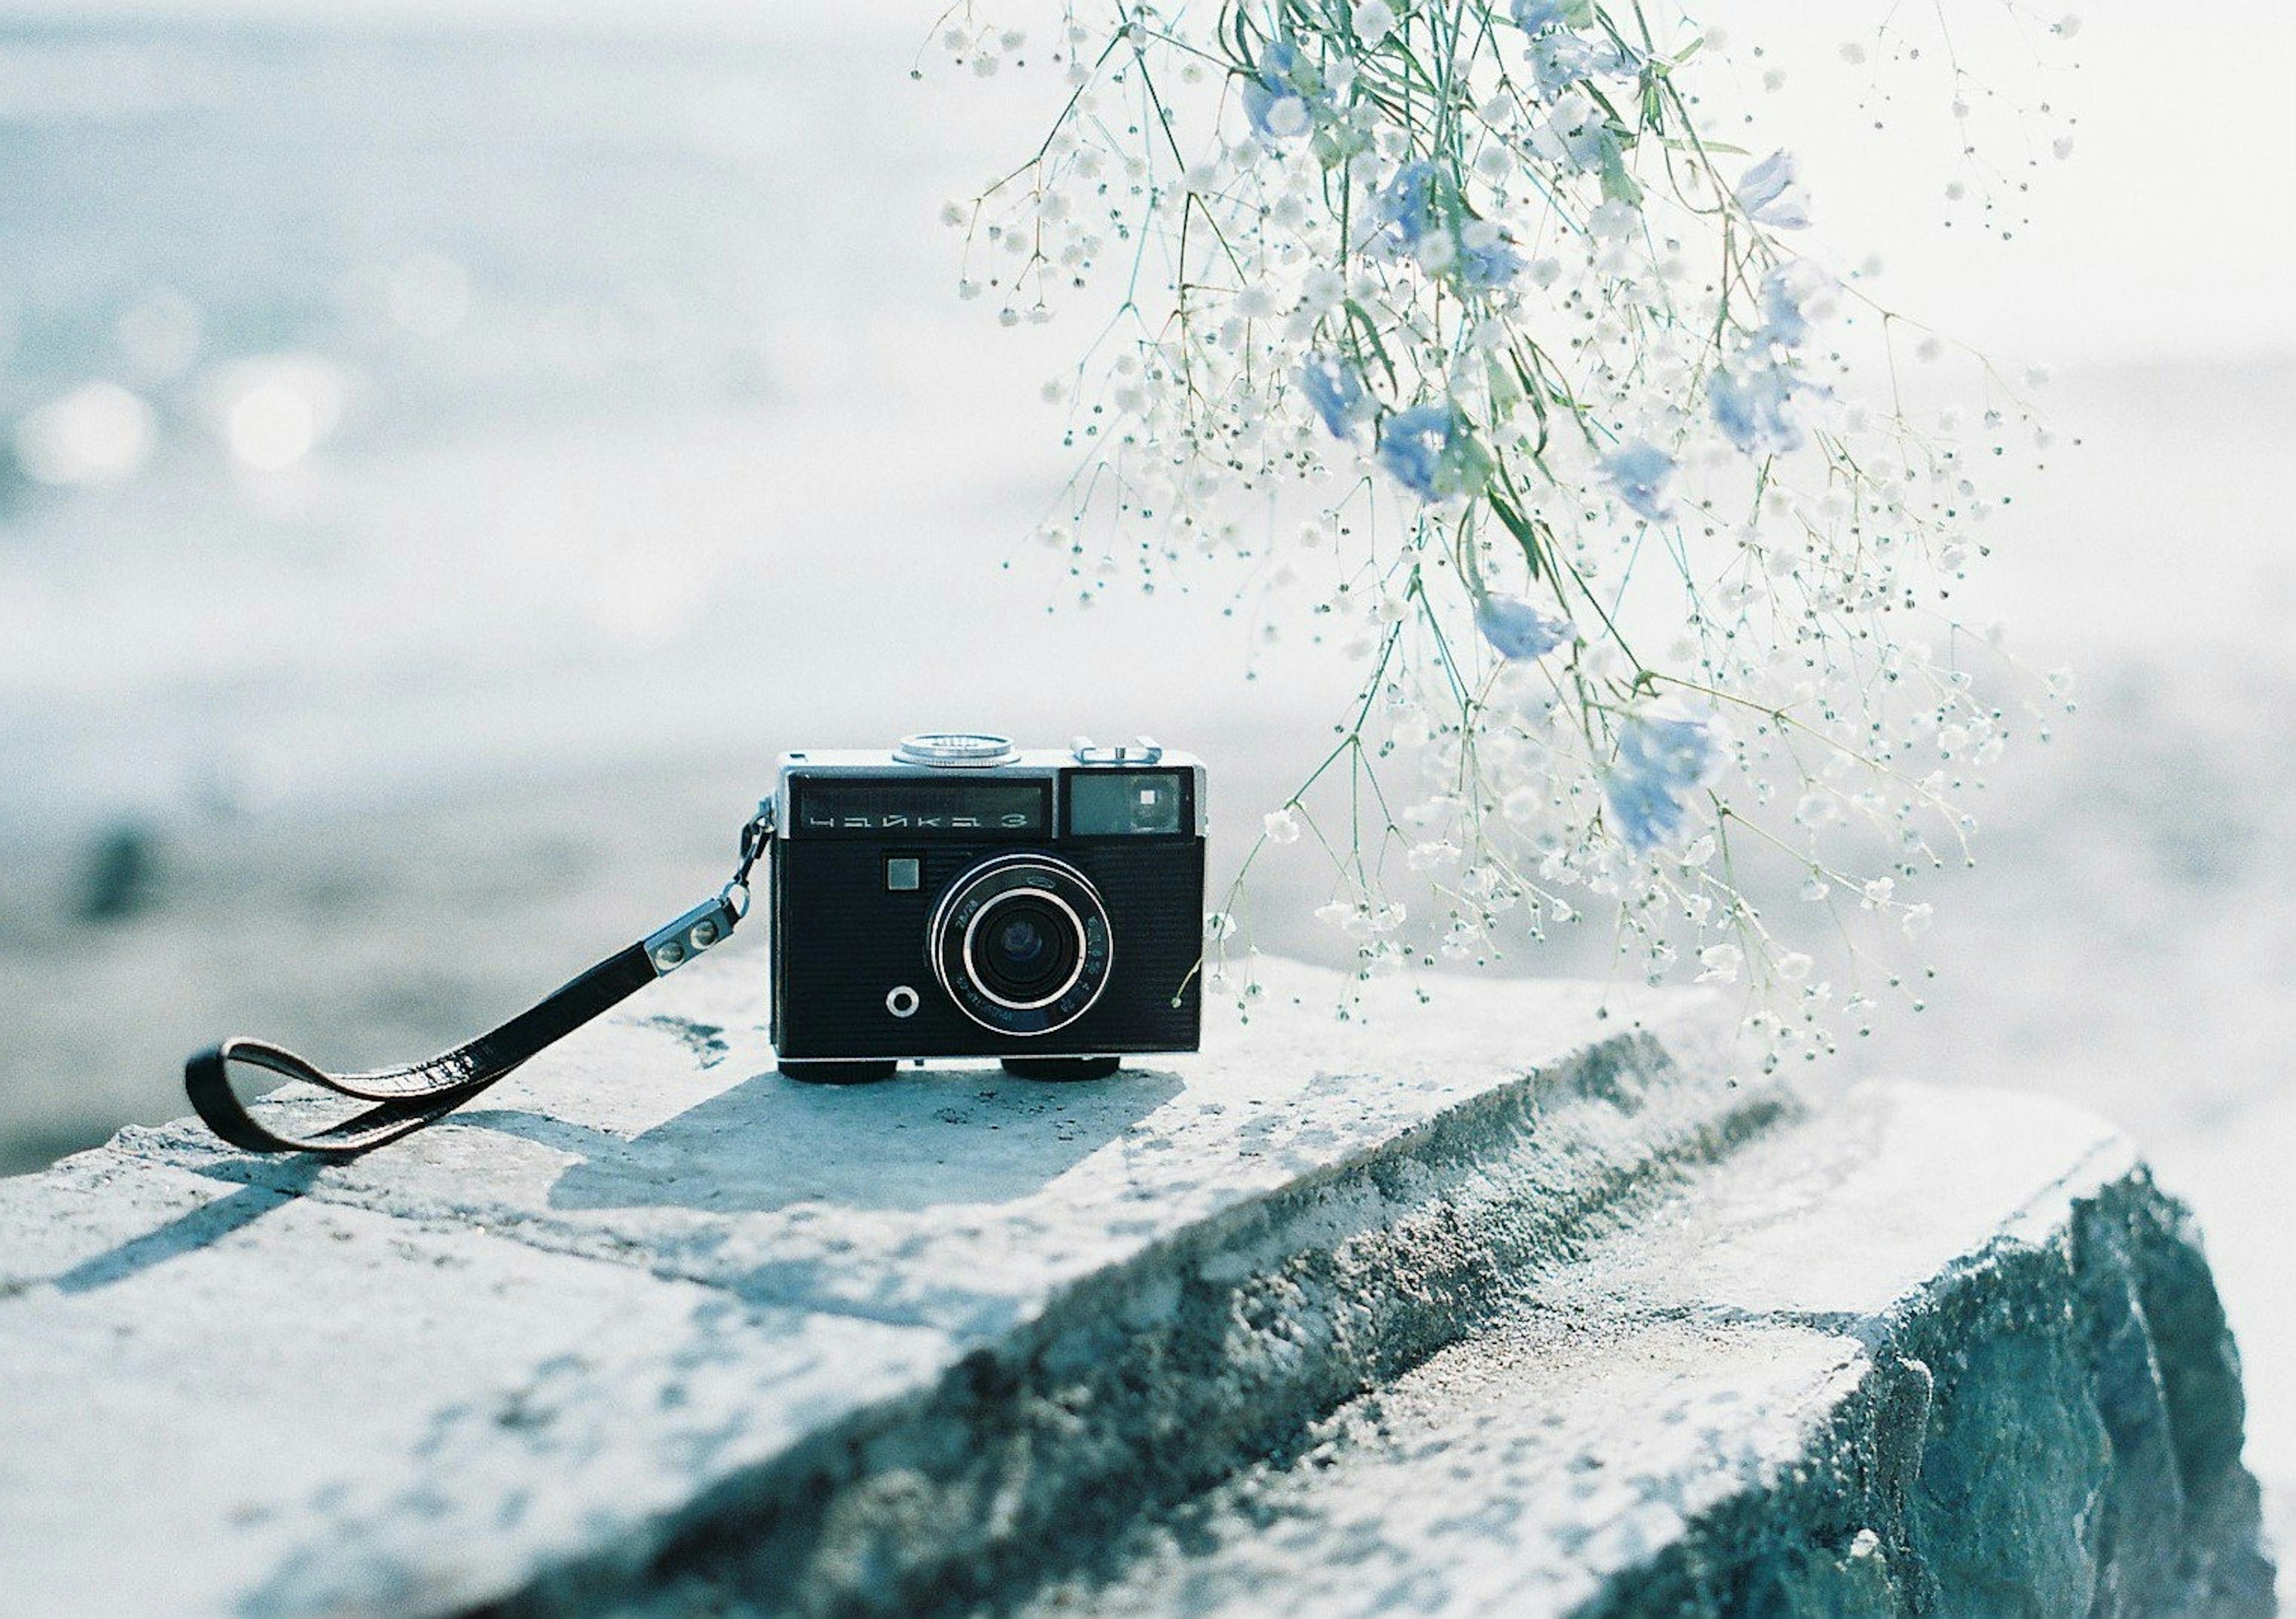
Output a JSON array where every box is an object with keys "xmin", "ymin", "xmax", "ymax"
[
  {"xmin": 4, "ymin": 0, "xmax": 2286, "ymax": 368},
  {"xmin": 1713, "ymin": 0, "xmax": 2296, "ymax": 366}
]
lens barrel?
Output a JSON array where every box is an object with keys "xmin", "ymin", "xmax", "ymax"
[
  {"xmin": 930, "ymin": 855, "xmax": 1113, "ymax": 1036},
  {"xmin": 972, "ymin": 897, "xmax": 1081, "ymax": 1004}
]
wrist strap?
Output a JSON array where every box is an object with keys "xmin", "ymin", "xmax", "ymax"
[{"xmin": 184, "ymin": 810, "xmax": 771, "ymax": 1157}]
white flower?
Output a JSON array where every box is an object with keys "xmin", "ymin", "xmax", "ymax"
[
  {"xmin": 1301, "ymin": 267, "xmax": 1346, "ymax": 311},
  {"xmin": 1587, "ymin": 199, "xmax": 1638, "ymax": 240},
  {"xmin": 1352, "ymin": 0, "xmax": 1398, "ymax": 47},
  {"xmin": 1697, "ymin": 944, "xmax": 1743, "ymax": 983},
  {"xmin": 1265, "ymin": 97, "xmax": 1311, "ymax": 139},
  {"xmin": 1263, "ymin": 807, "xmax": 1302, "ymax": 844},
  {"xmin": 1205, "ymin": 911, "xmax": 1239, "ymax": 940}
]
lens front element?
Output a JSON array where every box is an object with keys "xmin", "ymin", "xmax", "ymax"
[{"xmin": 932, "ymin": 856, "xmax": 1113, "ymax": 1035}]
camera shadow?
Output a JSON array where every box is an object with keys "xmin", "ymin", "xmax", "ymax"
[{"xmin": 466, "ymin": 1064, "xmax": 1186, "ymax": 1216}]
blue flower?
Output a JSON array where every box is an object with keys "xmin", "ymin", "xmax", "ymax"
[
  {"xmin": 1378, "ymin": 164, "xmax": 1518, "ymax": 288},
  {"xmin": 1735, "ymin": 150, "xmax": 1812, "ymax": 229},
  {"xmin": 1300, "ymin": 353, "xmax": 1369, "ymax": 439},
  {"xmin": 1756, "ymin": 268, "xmax": 1807, "ymax": 347},
  {"xmin": 1546, "ymin": 103, "xmax": 1615, "ymax": 170},
  {"xmin": 1605, "ymin": 713, "xmax": 1717, "ymax": 851},
  {"xmin": 1526, "ymin": 31, "xmax": 1598, "ymax": 96},
  {"xmin": 1376, "ymin": 405, "xmax": 1454, "ymax": 497},
  {"xmin": 1516, "ymin": 10, "xmax": 1637, "ymax": 97},
  {"xmin": 1475, "ymin": 594, "xmax": 1574, "ymax": 660},
  {"xmin": 1457, "ymin": 231, "xmax": 1524, "ymax": 289},
  {"xmin": 1709, "ymin": 363, "xmax": 1802, "ymax": 456},
  {"xmin": 1378, "ymin": 160, "xmax": 1443, "ymax": 245},
  {"xmin": 1510, "ymin": 0, "xmax": 1569, "ymax": 30},
  {"xmin": 1736, "ymin": 151, "xmax": 1793, "ymax": 212},
  {"xmin": 1242, "ymin": 40, "xmax": 1321, "ymax": 140},
  {"xmin": 1601, "ymin": 439, "xmax": 1677, "ymax": 522},
  {"xmin": 1376, "ymin": 404, "xmax": 1491, "ymax": 500}
]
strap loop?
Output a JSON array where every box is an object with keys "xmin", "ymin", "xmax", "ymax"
[{"xmin": 184, "ymin": 810, "xmax": 771, "ymax": 1158}]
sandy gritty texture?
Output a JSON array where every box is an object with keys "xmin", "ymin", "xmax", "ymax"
[{"xmin": 0, "ymin": 951, "xmax": 2274, "ymax": 1617}]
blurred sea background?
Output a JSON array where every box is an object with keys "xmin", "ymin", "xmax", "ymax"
[{"xmin": 0, "ymin": 0, "xmax": 2290, "ymax": 1571}]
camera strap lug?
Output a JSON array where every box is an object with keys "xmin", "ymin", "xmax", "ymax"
[{"xmin": 184, "ymin": 806, "xmax": 777, "ymax": 1159}]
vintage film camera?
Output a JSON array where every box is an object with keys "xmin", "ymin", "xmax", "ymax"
[
  {"xmin": 768, "ymin": 733, "xmax": 1207, "ymax": 1083},
  {"xmin": 185, "ymin": 731, "xmax": 1204, "ymax": 1155}
]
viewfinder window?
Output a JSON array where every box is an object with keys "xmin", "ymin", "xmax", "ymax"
[{"xmin": 1068, "ymin": 771, "xmax": 1185, "ymax": 836}]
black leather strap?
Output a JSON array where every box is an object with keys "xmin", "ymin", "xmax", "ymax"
[
  {"xmin": 184, "ymin": 812, "xmax": 770, "ymax": 1158},
  {"xmin": 185, "ymin": 945, "xmax": 662, "ymax": 1156}
]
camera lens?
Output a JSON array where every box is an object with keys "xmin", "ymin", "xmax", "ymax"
[
  {"xmin": 931, "ymin": 855, "xmax": 1115, "ymax": 1036},
  {"xmin": 969, "ymin": 894, "xmax": 1081, "ymax": 1005}
]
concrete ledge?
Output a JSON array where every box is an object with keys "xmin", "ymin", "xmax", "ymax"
[
  {"xmin": 0, "ymin": 948, "xmax": 2274, "ymax": 1617},
  {"xmin": 1012, "ymin": 1085, "xmax": 2276, "ymax": 1618}
]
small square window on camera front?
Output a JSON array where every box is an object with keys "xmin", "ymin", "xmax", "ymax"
[{"xmin": 886, "ymin": 857, "xmax": 921, "ymax": 891}]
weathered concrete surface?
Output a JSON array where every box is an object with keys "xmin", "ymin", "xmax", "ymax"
[
  {"xmin": 0, "ymin": 1153, "xmax": 946, "ymax": 1619},
  {"xmin": 0, "ymin": 945, "xmax": 2273, "ymax": 1618},
  {"xmin": 0, "ymin": 948, "xmax": 1772, "ymax": 1617},
  {"xmin": 1007, "ymin": 1085, "xmax": 2278, "ymax": 1619}
]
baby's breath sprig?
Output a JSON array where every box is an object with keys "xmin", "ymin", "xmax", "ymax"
[{"xmin": 927, "ymin": 1, "xmax": 2078, "ymax": 1065}]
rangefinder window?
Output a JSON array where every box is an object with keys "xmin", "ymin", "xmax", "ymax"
[
  {"xmin": 1067, "ymin": 769, "xmax": 1186, "ymax": 837},
  {"xmin": 790, "ymin": 778, "xmax": 1050, "ymax": 838}
]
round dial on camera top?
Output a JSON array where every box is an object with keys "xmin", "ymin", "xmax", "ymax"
[{"xmin": 893, "ymin": 732, "xmax": 1019, "ymax": 768}]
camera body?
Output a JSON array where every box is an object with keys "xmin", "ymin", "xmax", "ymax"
[{"xmin": 767, "ymin": 734, "xmax": 1205, "ymax": 1082}]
